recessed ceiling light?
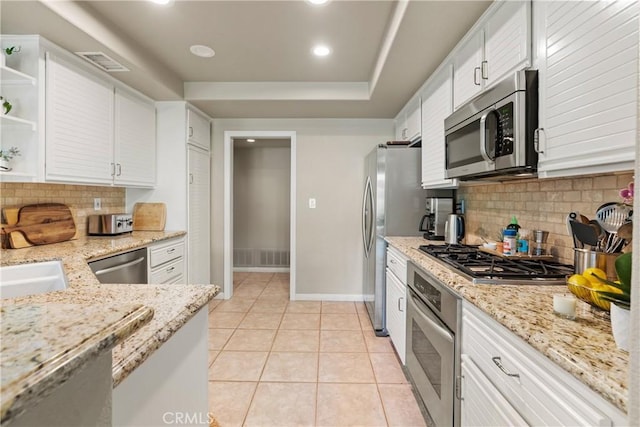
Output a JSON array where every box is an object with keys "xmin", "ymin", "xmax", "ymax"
[
  {"xmin": 149, "ymin": 0, "xmax": 173, "ymax": 5},
  {"xmin": 247, "ymin": 139, "xmax": 256, "ymax": 143},
  {"xmin": 312, "ymin": 44, "xmax": 331, "ymax": 57},
  {"xmin": 190, "ymin": 45, "xmax": 215, "ymax": 58},
  {"xmin": 307, "ymin": 0, "xmax": 329, "ymax": 5}
]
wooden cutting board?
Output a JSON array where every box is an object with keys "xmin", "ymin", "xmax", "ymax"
[
  {"xmin": 1, "ymin": 203, "xmax": 76, "ymax": 246},
  {"xmin": 132, "ymin": 202, "xmax": 167, "ymax": 231}
]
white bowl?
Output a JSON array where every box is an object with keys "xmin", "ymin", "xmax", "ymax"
[{"xmin": 483, "ymin": 242, "xmax": 497, "ymax": 250}]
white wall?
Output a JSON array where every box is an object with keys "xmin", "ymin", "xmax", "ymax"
[
  {"xmin": 212, "ymin": 119, "xmax": 394, "ymax": 297},
  {"xmin": 233, "ymin": 145, "xmax": 291, "ymax": 260}
]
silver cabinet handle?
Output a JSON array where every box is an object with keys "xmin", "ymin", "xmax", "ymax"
[
  {"xmin": 116, "ymin": 163, "xmax": 122, "ymax": 176},
  {"xmin": 166, "ymin": 266, "xmax": 175, "ymax": 273},
  {"xmin": 110, "ymin": 162, "xmax": 116, "ymax": 177},
  {"xmin": 389, "ymin": 258, "xmax": 396, "ymax": 264},
  {"xmin": 167, "ymin": 248, "xmax": 176, "ymax": 254},
  {"xmin": 473, "ymin": 67, "xmax": 481, "ymax": 86},
  {"xmin": 492, "ymin": 356, "xmax": 520, "ymax": 379},
  {"xmin": 481, "ymin": 60, "xmax": 488, "ymax": 79},
  {"xmin": 398, "ymin": 297, "xmax": 404, "ymax": 312},
  {"xmin": 189, "ymin": 173, "xmax": 194, "ymax": 184},
  {"xmin": 188, "ymin": 126, "xmax": 194, "ymax": 138}
]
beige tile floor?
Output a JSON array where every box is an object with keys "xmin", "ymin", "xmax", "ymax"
[{"xmin": 208, "ymin": 272, "xmax": 427, "ymax": 427}]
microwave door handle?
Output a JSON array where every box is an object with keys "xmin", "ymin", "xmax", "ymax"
[{"xmin": 479, "ymin": 110, "xmax": 495, "ymax": 163}]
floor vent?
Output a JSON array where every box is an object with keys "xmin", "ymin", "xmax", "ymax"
[
  {"xmin": 75, "ymin": 52, "xmax": 129, "ymax": 72},
  {"xmin": 234, "ymin": 248, "xmax": 290, "ymax": 268}
]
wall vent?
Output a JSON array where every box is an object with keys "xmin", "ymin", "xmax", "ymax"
[
  {"xmin": 234, "ymin": 248, "xmax": 290, "ymax": 268},
  {"xmin": 75, "ymin": 52, "xmax": 129, "ymax": 72}
]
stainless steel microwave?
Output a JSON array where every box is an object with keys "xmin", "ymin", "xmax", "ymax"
[{"xmin": 444, "ymin": 70, "xmax": 538, "ymax": 181}]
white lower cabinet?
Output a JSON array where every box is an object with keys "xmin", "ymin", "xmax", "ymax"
[
  {"xmin": 113, "ymin": 308, "xmax": 209, "ymax": 426},
  {"xmin": 385, "ymin": 246, "xmax": 408, "ymax": 364},
  {"xmin": 148, "ymin": 237, "xmax": 185, "ymax": 284},
  {"xmin": 461, "ymin": 355, "xmax": 527, "ymax": 427},
  {"xmin": 461, "ymin": 302, "xmax": 626, "ymax": 426}
]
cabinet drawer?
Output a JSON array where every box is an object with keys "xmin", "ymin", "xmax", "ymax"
[
  {"xmin": 150, "ymin": 258, "xmax": 184, "ymax": 284},
  {"xmin": 386, "ymin": 246, "xmax": 408, "ymax": 283},
  {"xmin": 149, "ymin": 239, "xmax": 185, "ymax": 268},
  {"xmin": 462, "ymin": 304, "xmax": 613, "ymax": 426}
]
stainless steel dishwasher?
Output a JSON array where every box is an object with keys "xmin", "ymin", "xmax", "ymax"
[{"xmin": 89, "ymin": 247, "xmax": 147, "ymax": 284}]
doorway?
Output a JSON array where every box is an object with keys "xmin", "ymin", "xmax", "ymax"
[{"xmin": 223, "ymin": 131, "xmax": 297, "ymax": 300}]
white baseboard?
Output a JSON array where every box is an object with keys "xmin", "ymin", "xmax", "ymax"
[
  {"xmin": 294, "ymin": 293, "xmax": 364, "ymax": 302},
  {"xmin": 233, "ymin": 267, "xmax": 290, "ymax": 273}
]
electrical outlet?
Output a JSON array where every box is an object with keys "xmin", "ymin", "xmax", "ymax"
[
  {"xmin": 94, "ymin": 198, "xmax": 101, "ymax": 210},
  {"xmin": 308, "ymin": 198, "xmax": 316, "ymax": 209}
]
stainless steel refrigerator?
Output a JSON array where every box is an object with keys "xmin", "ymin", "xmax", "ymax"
[{"xmin": 362, "ymin": 144, "xmax": 425, "ymax": 336}]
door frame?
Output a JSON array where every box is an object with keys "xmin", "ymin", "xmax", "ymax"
[{"xmin": 223, "ymin": 130, "xmax": 297, "ymax": 300}]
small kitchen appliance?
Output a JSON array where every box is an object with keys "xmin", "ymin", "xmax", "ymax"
[
  {"xmin": 444, "ymin": 70, "xmax": 538, "ymax": 181},
  {"xmin": 88, "ymin": 213, "xmax": 133, "ymax": 236},
  {"xmin": 419, "ymin": 197, "xmax": 454, "ymax": 240},
  {"xmin": 444, "ymin": 214, "xmax": 465, "ymax": 244}
]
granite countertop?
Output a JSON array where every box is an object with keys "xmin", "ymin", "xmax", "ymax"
[
  {"xmin": 0, "ymin": 231, "xmax": 220, "ymax": 425},
  {"xmin": 386, "ymin": 236, "xmax": 629, "ymax": 414}
]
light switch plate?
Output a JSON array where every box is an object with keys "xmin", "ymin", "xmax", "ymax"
[
  {"xmin": 308, "ymin": 198, "xmax": 316, "ymax": 209},
  {"xmin": 94, "ymin": 198, "xmax": 101, "ymax": 210}
]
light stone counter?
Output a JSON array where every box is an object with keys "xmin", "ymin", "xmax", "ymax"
[
  {"xmin": 386, "ymin": 236, "xmax": 629, "ymax": 413},
  {"xmin": 0, "ymin": 231, "xmax": 220, "ymax": 425}
]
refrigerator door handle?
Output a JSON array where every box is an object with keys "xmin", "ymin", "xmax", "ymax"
[
  {"xmin": 362, "ymin": 176, "xmax": 374, "ymax": 257},
  {"xmin": 362, "ymin": 177, "xmax": 369, "ymax": 254},
  {"xmin": 365, "ymin": 178, "xmax": 375, "ymax": 256}
]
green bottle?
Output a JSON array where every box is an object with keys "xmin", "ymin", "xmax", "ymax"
[{"xmin": 506, "ymin": 215, "xmax": 520, "ymax": 232}]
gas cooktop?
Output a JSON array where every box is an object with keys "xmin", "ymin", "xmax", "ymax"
[{"xmin": 418, "ymin": 244, "xmax": 574, "ymax": 285}]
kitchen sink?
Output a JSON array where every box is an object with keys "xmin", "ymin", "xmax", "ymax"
[{"xmin": 0, "ymin": 261, "xmax": 68, "ymax": 299}]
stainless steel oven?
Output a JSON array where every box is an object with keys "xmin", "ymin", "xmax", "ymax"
[{"xmin": 406, "ymin": 261, "xmax": 461, "ymax": 427}]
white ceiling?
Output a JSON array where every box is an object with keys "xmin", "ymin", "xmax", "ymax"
[{"xmin": 1, "ymin": 0, "xmax": 491, "ymax": 119}]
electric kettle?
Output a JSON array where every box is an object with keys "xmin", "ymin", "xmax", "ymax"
[{"xmin": 444, "ymin": 214, "xmax": 465, "ymax": 244}]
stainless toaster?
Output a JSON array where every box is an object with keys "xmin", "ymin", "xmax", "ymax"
[{"xmin": 88, "ymin": 214, "xmax": 133, "ymax": 235}]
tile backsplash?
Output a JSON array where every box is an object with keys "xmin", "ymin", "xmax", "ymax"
[
  {"xmin": 0, "ymin": 183, "xmax": 125, "ymax": 238},
  {"xmin": 457, "ymin": 172, "xmax": 634, "ymax": 264}
]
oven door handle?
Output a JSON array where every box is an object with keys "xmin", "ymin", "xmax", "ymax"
[{"xmin": 409, "ymin": 293, "xmax": 454, "ymax": 343}]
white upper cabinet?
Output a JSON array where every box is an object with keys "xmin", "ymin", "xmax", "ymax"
[
  {"xmin": 187, "ymin": 108, "xmax": 210, "ymax": 150},
  {"xmin": 484, "ymin": 0, "xmax": 530, "ymax": 87},
  {"xmin": 421, "ymin": 65, "xmax": 458, "ymax": 189},
  {"xmin": 453, "ymin": 32, "xmax": 484, "ymax": 109},
  {"xmin": 45, "ymin": 53, "xmax": 114, "ymax": 185},
  {"xmin": 394, "ymin": 97, "xmax": 421, "ymax": 142},
  {"xmin": 114, "ymin": 88, "xmax": 156, "ymax": 187},
  {"xmin": 536, "ymin": 0, "xmax": 638, "ymax": 178},
  {"xmin": 453, "ymin": 0, "xmax": 531, "ymax": 110},
  {"xmin": 45, "ymin": 52, "xmax": 156, "ymax": 187}
]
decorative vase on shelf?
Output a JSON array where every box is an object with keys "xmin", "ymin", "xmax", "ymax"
[
  {"xmin": 0, "ymin": 158, "xmax": 11, "ymax": 172},
  {"xmin": 610, "ymin": 303, "xmax": 630, "ymax": 351}
]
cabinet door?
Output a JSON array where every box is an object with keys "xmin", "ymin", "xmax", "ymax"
[
  {"xmin": 537, "ymin": 0, "xmax": 638, "ymax": 178},
  {"xmin": 395, "ymin": 113, "xmax": 407, "ymax": 141},
  {"xmin": 187, "ymin": 108, "xmax": 210, "ymax": 150},
  {"xmin": 114, "ymin": 88, "xmax": 156, "ymax": 187},
  {"xmin": 385, "ymin": 268, "xmax": 406, "ymax": 364},
  {"xmin": 461, "ymin": 355, "xmax": 528, "ymax": 427},
  {"xmin": 405, "ymin": 98, "xmax": 421, "ymax": 142},
  {"xmin": 484, "ymin": 0, "xmax": 530, "ymax": 88},
  {"xmin": 45, "ymin": 53, "xmax": 114, "ymax": 184},
  {"xmin": 453, "ymin": 32, "xmax": 484, "ymax": 109},
  {"xmin": 188, "ymin": 145, "xmax": 211, "ymax": 284},
  {"xmin": 421, "ymin": 66, "xmax": 458, "ymax": 189}
]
